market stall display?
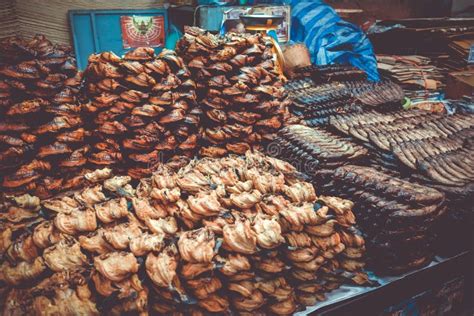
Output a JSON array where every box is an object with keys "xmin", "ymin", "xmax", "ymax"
[
  {"xmin": 0, "ymin": 152, "xmax": 370, "ymax": 315},
  {"xmin": 0, "ymin": 35, "xmax": 83, "ymax": 198},
  {"xmin": 0, "ymin": 9, "xmax": 472, "ymax": 314},
  {"xmin": 176, "ymin": 26, "xmax": 292, "ymax": 157},
  {"xmin": 82, "ymin": 47, "xmax": 200, "ymax": 179}
]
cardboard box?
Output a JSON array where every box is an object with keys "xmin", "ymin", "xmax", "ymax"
[{"xmin": 446, "ymin": 70, "xmax": 474, "ymax": 99}]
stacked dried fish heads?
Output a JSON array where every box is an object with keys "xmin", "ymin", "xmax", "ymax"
[
  {"xmin": 83, "ymin": 47, "xmax": 199, "ymax": 178},
  {"xmin": 176, "ymin": 27, "xmax": 292, "ymax": 157}
]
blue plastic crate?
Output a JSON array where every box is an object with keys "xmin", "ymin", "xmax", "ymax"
[{"xmin": 69, "ymin": 9, "xmax": 168, "ymax": 69}]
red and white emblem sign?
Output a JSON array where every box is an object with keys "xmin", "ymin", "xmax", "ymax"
[{"xmin": 121, "ymin": 15, "xmax": 165, "ymax": 48}]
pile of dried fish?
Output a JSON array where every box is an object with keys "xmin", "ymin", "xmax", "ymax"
[
  {"xmin": 0, "ymin": 152, "xmax": 370, "ymax": 315},
  {"xmin": 329, "ymin": 110, "xmax": 474, "ymax": 197},
  {"xmin": 315, "ymin": 165, "xmax": 445, "ymax": 273},
  {"xmin": 377, "ymin": 54, "xmax": 446, "ymax": 103},
  {"xmin": 0, "ymin": 35, "xmax": 84, "ymax": 198},
  {"xmin": 176, "ymin": 27, "xmax": 292, "ymax": 157},
  {"xmin": 294, "ymin": 64, "xmax": 367, "ymax": 83},
  {"xmin": 267, "ymin": 124, "xmax": 368, "ymax": 172},
  {"xmin": 286, "ymin": 75, "xmax": 405, "ymax": 127},
  {"xmin": 82, "ymin": 47, "xmax": 199, "ymax": 179},
  {"xmin": 328, "ymin": 109, "xmax": 474, "ymax": 256}
]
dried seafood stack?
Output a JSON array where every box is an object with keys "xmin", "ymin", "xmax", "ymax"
[
  {"xmin": 281, "ymin": 195, "xmax": 372, "ymax": 308},
  {"xmin": 377, "ymin": 54, "xmax": 445, "ymax": 103},
  {"xmin": 176, "ymin": 27, "xmax": 291, "ymax": 157},
  {"xmin": 284, "ymin": 76, "xmax": 315, "ymax": 95},
  {"xmin": 328, "ymin": 110, "xmax": 474, "ymax": 199},
  {"xmin": 328, "ymin": 109, "xmax": 474, "ymax": 254},
  {"xmin": 315, "ymin": 165, "xmax": 446, "ymax": 273},
  {"xmin": 285, "ymin": 64, "xmax": 366, "ymax": 98},
  {"xmin": 0, "ymin": 152, "xmax": 371, "ymax": 315},
  {"xmin": 287, "ymin": 79, "xmax": 405, "ymax": 127},
  {"xmin": 267, "ymin": 124, "xmax": 368, "ymax": 172},
  {"xmin": 328, "ymin": 109, "xmax": 441, "ymax": 171},
  {"xmin": 147, "ymin": 151, "xmax": 371, "ymax": 314},
  {"xmin": 295, "ymin": 64, "xmax": 367, "ymax": 83},
  {"xmin": 82, "ymin": 47, "xmax": 199, "ymax": 179},
  {"xmin": 0, "ymin": 35, "xmax": 84, "ymax": 198},
  {"xmin": 0, "ymin": 170, "xmax": 145, "ymax": 315}
]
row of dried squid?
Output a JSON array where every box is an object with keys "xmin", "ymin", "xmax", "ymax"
[
  {"xmin": 0, "ymin": 151, "xmax": 371, "ymax": 315},
  {"xmin": 176, "ymin": 27, "xmax": 296, "ymax": 158},
  {"xmin": 82, "ymin": 47, "xmax": 200, "ymax": 179},
  {"xmin": 0, "ymin": 35, "xmax": 85, "ymax": 199}
]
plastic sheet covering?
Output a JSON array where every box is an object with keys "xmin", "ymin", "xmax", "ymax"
[
  {"xmin": 449, "ymin": 96, "xmax": 474, "ymax": 114},
  {"xmin": 290, "ymin": 0, "xmax": 380, "ymax": 81},
  {"xmin": 295, "ymin": 252, "xmax": 468, "ymax": 315}
]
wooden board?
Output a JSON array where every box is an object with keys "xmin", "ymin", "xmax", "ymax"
[{"xmin": 0, "ymin": 0, "xmax": 19, "ymax": 38}]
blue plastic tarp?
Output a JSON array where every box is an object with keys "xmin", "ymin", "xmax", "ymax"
[{"xmin": 290, "ymin": 0, "xmax": 380, "ymax": 81}]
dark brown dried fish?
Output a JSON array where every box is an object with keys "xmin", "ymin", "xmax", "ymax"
[
  {"xmin": 89, "ymin": 151, "xmax": 122, "ymax": 165},
  {"xmin": 96, "ymin": 78, "xmax": 122, "ymax": 92},
  {"xmin": 208, "ymin": 62, "xmax": 233, "ymax": 73},
  {"xmin": 125, "ymin": 73, "xmax": 156, "ymax": 87},
  {"xmin": 120, "ymin": 90, "xmax": 149, "ymax": 103},
  {"xmin": 123, "ymin": 135, "xmax": 159, "ymax": 150},
  {"xmin": 37, "ymin": 142, "xmax": 72, "ymax": 158},
  {"xmin": 0, "ymin": 135, "xmax": 26, "ymax": 147},
  {"xmin": 209, "ymin": 76, "xmax": 232, "ymax": 88},
  {"xmin": 132, "ymin": 104, "xmax": 165, "ymax": 117},
  {"xmin": 121, "ymin": 61, "xmax": 147, "ymax": 74},
  {"xmin": 56, "ymin": 128, "xmax": 90, "ymax": 143},
  {"xmin": 6, "ymin": 98, "xmax": 47, "ymax": 116},
  {"xmin": 226, "ymin": 142, "xmax": 251, "ymax": 154},
  {"xmin": 2, "ymin": 169, "xmax": 41, "ymax": 188},
  {"xmin": 36, "ymin": 116, "xmax": 82, "ymax": 134},
  {"xmin": 145, "ymin": 59, "xmax": 169, "ymax": 75},
  {"xmin": 228, "ymin": 111, "xmax": 261, "ymax": 125},
  {"xmin": 159, "ymin": 109, "xmax": 186, "ymax": 124},
  {"xmin": 124, "ymin": 47, "xmax": 155, "ymax": 61},
  {"xmin": 98, "ymin": 121, "xmax": 128, "ymax": 135},
  {"xmin": 206, "ymin": 109, "xmax": 227, "ymax": 123}
]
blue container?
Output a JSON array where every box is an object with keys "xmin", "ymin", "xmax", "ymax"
[{"xmin": 69, "ymin": 9, "xmax": 168, "ymax": 69}]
